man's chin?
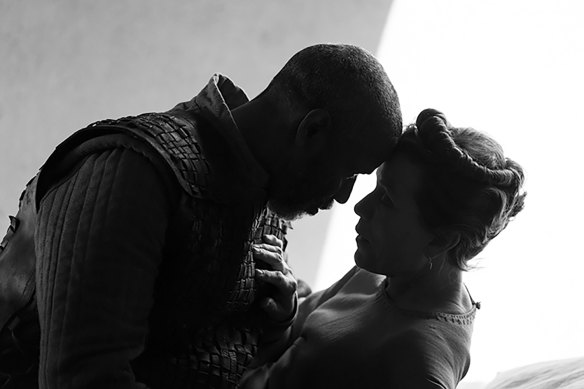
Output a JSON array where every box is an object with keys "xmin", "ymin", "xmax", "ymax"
[
  {"xmin": 267, "ymin": 202, "xmax": 309, "ymax": 221},
  {"xmin": 267, "ymin": 199, "xmax": 334, "ymax": 221}
]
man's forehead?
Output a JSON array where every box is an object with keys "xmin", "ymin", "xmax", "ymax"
[
  {"xmin": 336, "ymin": 155, "xmax": 378, "ymax": 177},
  {"xmin": 349, "ymin": 149, "xmax": 388, "ymax": 175},
  {"xmin": 338, "ymin": 130, "xmax": 395, "ymax": 174}
]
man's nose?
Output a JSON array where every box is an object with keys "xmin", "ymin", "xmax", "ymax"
[{"xmin": 334, "ymin": 176, "xmax": 357, "ymax": 204}]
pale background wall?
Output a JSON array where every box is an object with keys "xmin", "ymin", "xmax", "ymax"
[{"xmin": 0, "ymin": 0, "xmax": 393, "ymax": 287}]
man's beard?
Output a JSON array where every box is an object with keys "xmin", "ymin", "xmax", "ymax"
[{"xmin": 267, "ymin": 195, "xmax": 335, "ymax": 221}]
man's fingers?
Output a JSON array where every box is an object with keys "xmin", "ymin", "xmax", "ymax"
[
  {"xmin": 255, "ymin": 242, "xmax": 283, "ymax": 255},
  {"xmin": 253, "ymin": 244, "xmax": 289, "ymax": 273},
  {"xmin": 255, "ymin": 269, "xmax": 297, "ymax": 292},
  {"xmin": 253, "ymin": 245, "xmax": 281, "ymax": 267},
  {"xmin": 262, "ymin": 234, "xmax": 283, "ymax": 248}
]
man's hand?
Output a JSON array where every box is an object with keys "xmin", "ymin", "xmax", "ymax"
[{"xmin": 253, "ymin": 234, "xmax": 298, "ymax": 324}]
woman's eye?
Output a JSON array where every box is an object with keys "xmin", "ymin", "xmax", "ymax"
[{"xmin": 380, "ymin": 192, "xmax": 394, "ymax": 206}]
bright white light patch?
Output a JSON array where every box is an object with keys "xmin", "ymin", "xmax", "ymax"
[{"xmin": 316, "ymin": 0, "xmax": 584, "ymax": 386}]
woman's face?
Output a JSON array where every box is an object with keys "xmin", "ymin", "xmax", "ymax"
[{"xmin": 354, "ymin": 152, "xmax": 435, "ymax": 277}]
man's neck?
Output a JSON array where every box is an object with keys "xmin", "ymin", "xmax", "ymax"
[{"xmin": 231, "ymin": 98, "xmax": 292, "ymax": 178}]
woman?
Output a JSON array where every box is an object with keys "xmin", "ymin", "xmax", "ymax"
[{"xmin": 246, "ymin": 109, "xmax": 526, "ymax": 389}]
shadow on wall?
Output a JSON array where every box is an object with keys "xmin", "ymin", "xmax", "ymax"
[{"xmin": 0, "ymin": 0, "xmax": 394, "ymax": 286}]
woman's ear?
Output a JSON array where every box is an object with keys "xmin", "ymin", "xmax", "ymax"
[
  {"xmin": 295, "ymin": 108, "xmax": 332, "ymax": 148},
  {"xmin": 425, "ymin": 231, "xmax": 461, "ymax": 259}
]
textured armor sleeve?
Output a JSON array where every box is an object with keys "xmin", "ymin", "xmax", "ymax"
[{"xmin": 35, "ymin": 147, "xmax": 175, "ymax": 389}]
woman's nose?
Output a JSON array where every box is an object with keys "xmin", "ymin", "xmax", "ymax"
[{"xmin": 354, "ymin": 191, "xmax": 372, "ymax": 217}]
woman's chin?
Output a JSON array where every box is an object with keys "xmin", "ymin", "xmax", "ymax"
[{"xmin": 354, "ymin": 249, "xmax": 370, "ymax": 270}]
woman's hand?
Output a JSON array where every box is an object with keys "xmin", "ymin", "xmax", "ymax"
[{"xmin": 253, "ymin": 234, "xmax": 298, "ymax": 324}]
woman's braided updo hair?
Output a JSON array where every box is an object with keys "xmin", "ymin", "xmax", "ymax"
[{"xmin": 396, "ymin": 108, "xmax": 526, "ymax": 270}]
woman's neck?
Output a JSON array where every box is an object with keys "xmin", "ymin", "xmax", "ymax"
[{"xmin": 385, "ymin": 263, "xmax": 471, "ymax": 315}]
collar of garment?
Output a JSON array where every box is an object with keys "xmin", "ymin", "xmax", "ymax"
[
  {"xmin": 194, "ymin": 74, "xmax": 269, "ymax": 191},
  {"xmin": 165, "ymin": 74, "xmax": 269, "ymax": 205}
]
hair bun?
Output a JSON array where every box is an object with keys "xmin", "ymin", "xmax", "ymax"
[
  {"xmin": 413, "ymin": 108, "xmax": 522, "ymax": 189},
  {"xmin": 416, "ymin": 108, "xmax": 449, "ymax": 130},
  {"xmin": 415, "ymin": 109, "xmax": 464, "ymax": 162}
]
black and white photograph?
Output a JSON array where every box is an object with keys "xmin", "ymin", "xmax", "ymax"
[{"xmin": 1, "ymin": 1, "xmax": 582, "ymax": 388}]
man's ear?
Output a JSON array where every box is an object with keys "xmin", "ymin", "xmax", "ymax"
[
  {"xmin": 425, "ymin": 231, "xmax": 461, "ymax": 259},
  {"xmin": 295, "ymin": 109, "xmax": 332, "ymax": 148}
]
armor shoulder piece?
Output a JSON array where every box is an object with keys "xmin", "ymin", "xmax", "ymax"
[
  {"xmin": 39, "ymin": 112, "xmax": 214, "ymax": 203},
  {"xmin": 86, "ymin": 112, "xmax": 212, "ymax": 200}
]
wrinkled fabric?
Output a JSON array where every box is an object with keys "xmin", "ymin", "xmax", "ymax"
[
  {"xmin": 36, "ymin": 148, "xmax": 172, "ymax": 389},
  {"xmin": 485, "ymin": 357, "xmax": 584, "ymax": 389},
  {"xmin": 242, "ymin": 267, "xmax": 476, "ymax": 389}
]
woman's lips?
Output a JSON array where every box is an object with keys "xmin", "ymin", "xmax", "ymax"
[
  {"xmin": 355, "ymin": 234, "xmax": 367, "ymax": 244},
  {"xmin": 355, "ymin": 222, "xmax": 366, "ymax": 240}
]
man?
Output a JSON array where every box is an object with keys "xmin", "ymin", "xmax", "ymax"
[{"xmin": 0, "ymin": 44, "xmax": 401, "ymax": 388}]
